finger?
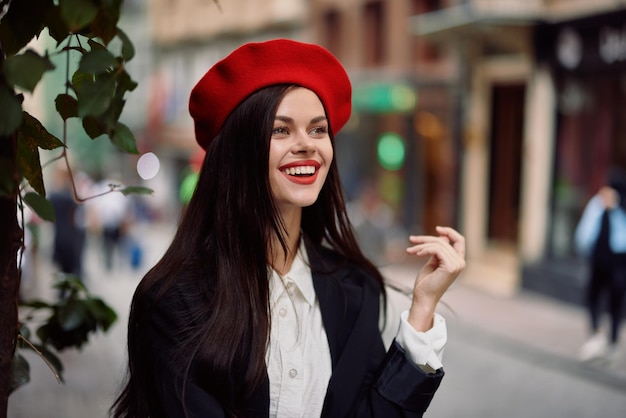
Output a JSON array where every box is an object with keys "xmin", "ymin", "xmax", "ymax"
[
  {"xmin": 435, "ymin": 226, "xmax": 466, "ymax": 257},
  {"xmin": 435, "ymin": 226, "xmax": 464, "ymax": 243},
  {"xmin": 406, "ymin": 241, "xmax": 449, "ymax": 257},
  {"xmin": 408, "ymin": 234, "xmax": 450, "ymax": 246},
  {"xmin": 407, "ymin": 234, "xmax": 459, "ymax": 258},
  {"xmin": 407, "ymin": 241, "xmax": 465, "ymax": 268},
  {"xmin": 406, "ymin": 240, "xmax": 459, "ymax": 261}
]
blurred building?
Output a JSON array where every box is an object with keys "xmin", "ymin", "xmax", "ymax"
[
  {"xmin": 529, "ymin": 3, "xmax": 626, "ymax": 303},
  {"xmin": 143, "ymin": 0, "xmax": 626, "ymax": 303},
  {"xmin": 310, "ymin": 0, "xmax": 459, "ymax": 238},
  {"xmin": 411, "ymin": 0, "xmax": 626, "ymax": 301}
]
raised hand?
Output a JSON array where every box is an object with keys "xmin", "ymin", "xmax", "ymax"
[{"xmin": 405, "ymin": 226, "xmax": 466, "ymax": 331}]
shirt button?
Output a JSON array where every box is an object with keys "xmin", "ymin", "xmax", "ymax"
[
  {"xmin": 279, "ymin": 308, "xmax": 287, "ymax": 317},
  {"xmin": 289, "ymin": 369, "xmax": 298, "ymax": 378}
]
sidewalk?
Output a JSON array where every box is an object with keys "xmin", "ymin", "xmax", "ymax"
[
  {"xmin": 8, "ymin": 222, "xmax": 626, "ymax": 417},
  {"xmin": 381, "ymin": 261, "xmax": 626, "ymax": 389}
]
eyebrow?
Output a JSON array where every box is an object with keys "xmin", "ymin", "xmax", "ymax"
[{"xmin": 274, "ymin": 115, "xmax": 328, "ymax": 124}]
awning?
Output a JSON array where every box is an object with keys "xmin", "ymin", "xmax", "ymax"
[
  {"xmin": 410, "ymin": 4, "xmax": 624, "ymax": 38},
  {"xmin": 409, "ymin": 5, "xmax": 539, "ymax": 38}
]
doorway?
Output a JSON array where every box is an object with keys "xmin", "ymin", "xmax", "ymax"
[{"xmin": 487, "ymin": 83, "xmax": 525, "ymax": 244}]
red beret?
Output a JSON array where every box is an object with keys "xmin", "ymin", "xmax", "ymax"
[{"xmin": 189, "ymin": 39, "xmax": 352, "ymax": 150}]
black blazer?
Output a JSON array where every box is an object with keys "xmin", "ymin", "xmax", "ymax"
[{"xmin": 139, "ymin": 242, "xmax": 444, "ymax": 417}]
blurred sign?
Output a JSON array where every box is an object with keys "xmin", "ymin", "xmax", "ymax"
[
  {"xmin": 537, "ymin": 9, "xmax": 626, "ymax": 73},
  {"xmin": 353, "ymin": 82, "xmax": 417, "ymax": 113}
]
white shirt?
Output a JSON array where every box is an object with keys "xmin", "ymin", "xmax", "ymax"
[{"xmin": 266, "ymin": 242, "xmax": 447, "ymax": 418}]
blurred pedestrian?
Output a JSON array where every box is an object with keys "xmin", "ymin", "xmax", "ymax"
[
  {"xmin": 90, "ymin": 176, "xmax": 133, "ymax": 272},
  {"xmin": 348, "ymin": 180, "xmax": 397, "ymax": 266},
  {"xmin": 575, "ymin": 167, "xmax": 626, "ymax": 363},
  {"xmin": 178, "ymin": 148, "xmax": 205, "ymax": 217},
  {"xmin": 48, "ymin": 166, "xmax": 87, "ymax": 279},
  {"xmin": 112, "ymin": 39, "xmax": 465, "ymax": 418}
]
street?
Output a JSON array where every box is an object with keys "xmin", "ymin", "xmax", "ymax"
[{"xmin": 8, "ymin": 221, "xmax": 626, "ymax": 418}]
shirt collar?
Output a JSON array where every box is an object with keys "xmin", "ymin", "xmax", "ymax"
[{"xmin": 269, "ymin": 239, "xmax": 316, "ymax": 307}]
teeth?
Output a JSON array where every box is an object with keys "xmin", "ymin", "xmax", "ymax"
[{"xmin": 283, "ymin": 166, "xmax": 316, "ymax": 175}]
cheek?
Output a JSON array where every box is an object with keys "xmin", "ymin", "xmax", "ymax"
[
  {"xmin": 268, "ymin": 143, "xmax": 283, "ymax": 170},
  {"xmin": 324, "ymin": 143, "xmax": 334, "ymax": 165}
]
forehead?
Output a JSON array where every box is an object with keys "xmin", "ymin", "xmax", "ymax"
[{"xmin": 276, "ymin": 87, "xmax": 326, "ymax": 114}]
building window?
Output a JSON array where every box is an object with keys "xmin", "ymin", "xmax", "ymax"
[
  {"xmin": 363, "ymin": 1, "xmax": 384, "ymax": 67},
  {"xmin": 411, "ymin": 0, "xmax": 442, "ymax": 63},
  {"xmin": 323, "ymin": 9, "xmax": 342, "ymax": 58}
]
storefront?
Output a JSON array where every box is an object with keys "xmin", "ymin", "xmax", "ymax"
[
  {"xmin": 336, "ymin": 80, "xmax": 457, "ymax": 235},
  {"xmin": 523, "ymin": 10, "xmax": 626, "ymax": 303}
]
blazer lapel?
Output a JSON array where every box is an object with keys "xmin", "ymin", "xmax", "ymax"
[
  {"xmin": 308, "ymin": 243, "xmax": 362, "ymax": 368},
  {"xmin": 244, "ymin": 376, "xmax": 269, "ymax": 418},
  {"xmin": 307, "ymin": 243, "xmax": 384, "ymax": 418}
]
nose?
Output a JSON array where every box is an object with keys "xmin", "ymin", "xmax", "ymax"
[{"xmin": 291, "ymin": 131, "xmax": 315, "ymax": 154}]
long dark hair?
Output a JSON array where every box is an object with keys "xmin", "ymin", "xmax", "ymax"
[{"xmin": 111, "ymin": 85, "xmax": 383, "ymax": 417}]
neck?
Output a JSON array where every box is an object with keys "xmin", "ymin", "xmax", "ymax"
[{"xmin": 270, "ymin": 206, "xmax": 302, "ymax": 275}]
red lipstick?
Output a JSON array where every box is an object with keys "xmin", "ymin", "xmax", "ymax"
[{"xmin": 279, "ymin": 160, "xmax": 321, "ymax": 185}]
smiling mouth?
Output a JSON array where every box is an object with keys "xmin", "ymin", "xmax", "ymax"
[{"xmin": 282, "ymin": 166, "xmax": 316, "ymax": 177}]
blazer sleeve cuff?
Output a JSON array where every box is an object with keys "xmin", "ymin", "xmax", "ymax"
[{"xmin": 374, "ymin": 341, "xmax": 444, "ymax": 414}]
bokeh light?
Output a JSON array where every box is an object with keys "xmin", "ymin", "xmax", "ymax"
[{"xmin": 136, "ymin": 152, "xmax": 160, "ymax": 180}]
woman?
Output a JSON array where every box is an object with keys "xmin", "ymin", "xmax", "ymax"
[
  {"xmin": 575, "ymin": 168, "xmax": 626, "ymax": 362},
  {"xmin": 112, "ymin": 39, "xmax": 465, "ymax": 418}
]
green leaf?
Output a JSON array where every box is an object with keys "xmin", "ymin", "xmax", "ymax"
[
  {"xmin": 117, "ymin": 69, "xmax": 138, "ymax": 93},
  {"xmin": 107, "ymin": 92, "xmax": 125, "ymax": 123},
  {"xmin": 90, "ymin": 1, "xmax": 121, "ymax": 45},
  {"xmin": 59, "ymin": 0, "xmax": 98, "ymax": 32},
  {"xmin": 71, "ymin": 69, "xmax": 92, "ymax": 93},
  {"xmin": 0, "ymin": 86, "xmax": 23, "ymax": 136},
  {"xmin": 53, "ymin": 275, "xmax": 88, "ymax": 293},
  {"xmin": 79, "ymin": 49, "xmax": 118, "ymax": 74},
  {"xmin": 23, "ymin": 192, "xmax": 56, "ymax": 222},
  {"xmin": 55, "ymin": 93, "xmax": 79, "ymax": 120},
  {"xmin": 20, "ymin": 113, "xmax": 65, "ymax": 151},
  {"xmin": 35, "ymin": 323, "xmax": 51, "ymax": 346},
  {"xmin": 81, "ymin": 92, "xmax": 122, "ymax": 138},
  {"xmin": 16, "ymin": 135, "xmax": 45, "ymax": 196},
  {"xmin": 32, "ymin": 344, "xmax": 64, "ymax": 380},
  {"xmin": 0, "ymin": 0, "xmax": 53, "ymax": 55},
  {"xmin": 84, "ymin": 298, "xmax": 117, "ymax": 331},
  {"xmin": 87, "ymin": 39, "xmax": 107, "ymax": 52},
  {"xmin": 76, "ymin": 74, "xmax": 116, "ymax": 117},
  {"xmin": 44, "ymin": 4, "xmax": 71, "ymax": 45},
  {"xmin": 9, "ymin": 353, "xmax": 30, "ymax": 394},
  {"xmin": 121, "ymin": 186, "xmax": 154, "ymax": 196},
  {"xmin": 17, "ymin": 112, "xmax": 64, "ymax": 196},
  {"xmin": 110, "ymin": 122, "xmax": 138, "ymax": 154},
  {"xmin": 20, "ymin": 299, "xmax": 53, "ymax": 310},
  {"xmin": 117, "ymin": 28, "xmax": 135, "ymax": 61},
  {"xmin": 58, "ymin": 299, "xmax": 88, "ymax": 331},
  {"xmin": 82, "ymin": 115, "xmax": 107, "ymax": 139},
  {"xmin": 2, "ymin": 50, "xmax": 55, "ymax": 93}
]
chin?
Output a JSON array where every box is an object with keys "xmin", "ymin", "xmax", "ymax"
[
  {"xmin": 293, "ymin": 197, "xmax": 319, "ymax": 208},
  {"xmin": 278, "ymin": 194, "xmax": 320, "ymax": 209}
]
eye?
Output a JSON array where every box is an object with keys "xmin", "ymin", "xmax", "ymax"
[
  {"xmin": 309, "ymin": 125, "xmax": 328, "ymax": 136},
  {"xmin": 272, "ymin": 126, "xmax": 289, "ymax": 136}
]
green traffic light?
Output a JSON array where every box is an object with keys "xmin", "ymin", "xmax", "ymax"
[{"xmin": 377, "ymin": 132, "xmax": 406, "ymax": 171}]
